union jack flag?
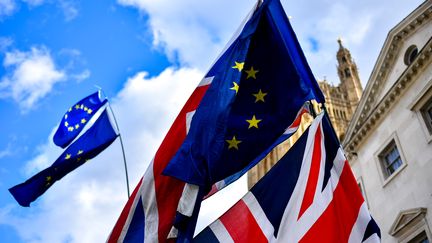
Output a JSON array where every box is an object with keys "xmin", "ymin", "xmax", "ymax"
[
  {"xmin": 107, "ymin": 0, "xmax": 330, "ymax": 240},
  {"xmin": 194, "ymin": 113, "xmax": 381, "ymax": 242}
]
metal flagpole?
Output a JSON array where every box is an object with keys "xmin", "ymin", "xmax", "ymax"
[{"xmin": 97, "ymin": 87, "xmax": 131, "ymax": 198}]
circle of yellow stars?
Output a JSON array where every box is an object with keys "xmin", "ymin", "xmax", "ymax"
[
  {"xmin": 64, "ymin": 104, "xmax": 94, "ymax": 132},
  {"xmin": 226, "ymin": 61, "xmax": 268, "ymax": 151}
]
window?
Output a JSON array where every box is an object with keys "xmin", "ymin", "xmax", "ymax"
[
  {"xmin": 375, "ymin": 134, "xmax": 407, "ymax": 185},
  {"xmin": 379, "ymin": 141, "xmax": 403, "ymax": 178},
  {"xmin": 409, "ymin": 231, "xmax": 430, "ymax": 243},
  {"xmin": 344, "ymin": 68, "xmax": 351, "ymax": 77},
  {"xmin": 409, "ymin": 81, "xmax": 432, "ymax": 142},
  {"xmin": 404, "ymin": 45, "xmax": 419, "ymax": 66},
  {"xmin": 420, "ymin": 98, "xmax": 432, "ymax": 134}
]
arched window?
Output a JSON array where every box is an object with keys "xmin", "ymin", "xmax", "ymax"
[
  {"xmin": 344, "ymin": 68, "xmax": 351, "ymax": 77},
  {"xmin": 404, "ymin": 45, "xmax": 418, "ymax": 66}
]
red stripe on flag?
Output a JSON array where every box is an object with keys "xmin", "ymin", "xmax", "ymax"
[
  {"xmin": 299, "ymin": 161, "xmax": 364, "ymax": 243},
  {"xmin": 298, "ymin": 124, "xmax": 322, "ymax": 218},
  {"xmin": 108, "ymin": 84, "xmax": 210, "ymax": 242},
  {"xmin": 290, "ymin": 108, "xmax": 307, "ymax": 128},
  {"xmin": 220, "ymin": 200, "xmax": 268, "ymax": 243},
  {"xmin": 107, "ymin": 178, "xmax": 143, "ymax": 243},
  {"xmin": 153, "ymin": 84, "xmax": 210, "ymax": 241}
]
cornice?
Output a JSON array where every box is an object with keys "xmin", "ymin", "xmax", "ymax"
[
  {"xmin": 344, "ymin": 38, "xmax": 432, "ymax": 153},
  {"xmin": 343, "ymin": 2, "xmax": 432, "ymax": 151}
]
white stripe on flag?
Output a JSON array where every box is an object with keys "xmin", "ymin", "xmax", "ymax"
[
  {"xmin": 177, "ymin": 183, "xmax": 199, "ymax": 217},
  {"xmin": 348, "ymin": 202, "xmax": 372, "ymax": 243},
  {"xmin": 117, "ymin": 159, "xmax": 160, "ymax": 242},
  {"xmin": 186, "ymin": 111, "xmax": 196, "ymax": 135},
  {"xmin": 198, "ymin": 76, "xmax": 214, "ymax": 87},
  {"xmin": 363, "ymin": 234, "xmax": 381, "ymax": 243},
  {"xmin": 142, "ymin": 160, "xmax": 160, "ymax": 242},
  {"xmin": 242, "ymin": 193, "xmax": 276, "ymax": 242},
  {"xmin": 209, "ymin": 220, "xmax": 234, "ymax": 243}
]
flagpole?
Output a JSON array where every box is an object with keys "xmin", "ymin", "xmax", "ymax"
[
  {"xmin": 108, "ymin": 104, "xmax": 131, "ymax": 198},
  {"xmin": 97, "ymin": 88, "xmax": 131, "ymax": 198}
]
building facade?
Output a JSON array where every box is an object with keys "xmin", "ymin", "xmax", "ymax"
[
  {"xmin": 343, "ymin": 1, "xmax": 432, "ymax": 242},
  {"xmin": 247, "ymin": 40, "xmax": 363, "ymax": 188}
]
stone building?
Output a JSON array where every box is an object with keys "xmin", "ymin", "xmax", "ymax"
[
  {"xmin": 343, "ymin": 1, "xmax": 432, "ymax": 242},
  {"xmin": 247, "ymin": 40, "xmax": 363, "ymax": 188}
]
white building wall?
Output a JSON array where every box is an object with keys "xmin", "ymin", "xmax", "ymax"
[
  {"xmin": 377, "ymin": 22, "xmax": 432, "ymax": 103},
  {"xmin": 350, "ymin": 63, "xmax": 432, "ymax": 242}
]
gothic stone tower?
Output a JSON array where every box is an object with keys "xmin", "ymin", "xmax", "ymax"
[
  {"xmin": 320, "ymin": 39, "xmax": 363, "ymax": 140},
  {"xmin": 247, "ymin": 40, "xmax": 363, "ymax": 189}
]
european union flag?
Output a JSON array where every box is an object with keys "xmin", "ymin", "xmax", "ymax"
[
  {"xmin": 9, "ymin": 109, "xmax": 118, "ymax": 207},
  {"xmin": 163, "ymin": 0, "xmax": 324, "ymax": 187},
  {"xmin": 53, "ymin": 91, "xmax": 107, "ymax": 148}
]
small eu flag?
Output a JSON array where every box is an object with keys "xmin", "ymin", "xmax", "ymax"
[
  {"xmin": 9, "ymin": 109, "xmax": 118, "ymax": 207},
  {"xmin": 53, "ymin": 91, "xmax": 107, "ymax": 148}
]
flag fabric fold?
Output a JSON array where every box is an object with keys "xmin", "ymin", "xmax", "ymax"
[
  {"xmin": 194, "ymin": 112, "xmax": 381, "ymax": 243},
  {"xmin": 53, "ymin": 91, "xmax": 107, "ymax": 148},
  {"xmin": 163, "ymin": 0, "xmax": 324, "ymax": 189},
  {"xmin": 204, "ymin": 102, "xmax": 310, "ymax": 199},
  {"xmin": 9, "ymin": 109, "xmax": 118, "ymax": 207}
]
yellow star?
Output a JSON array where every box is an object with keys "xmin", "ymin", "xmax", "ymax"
[
  {"xmin": 232, "ymin": 61, "xmax": 244, "ymax": 72},
  {"xmin": 81, "ymin": 118, "xmax": 87, "ymax": 124},
  {"xmin": 230, "ymin": 82, "xmax": 240, "ymax": 94},
  {"xmin": 77, "ymin": 157, "xmax": 81, "ymax": 162},
  {"xmin": 75, "ymin": 104, "xmax": 80, "ymax": 109},
  {"xmin": 68, "ymin": 126, "xmax": 74, "ymax": 132},
  {"xmin": 87, "ymin": 109, "xmax": 93, "ymax": 114},
  {"xmin": 65, "ymin": 154, "xmax": 71, "ymax": 160},
  {"xmin": 46, "ymin": 176, "xmax": 52, "ymax": 182},
  {"xmin": 84, "ymin": 107, "xmax": 88, "ymax": 111},
  {"xmin": 75, "ymin": 124, "xmax": 80, "ymax": 129},
  {"xmin": 64, "ymin": 121, "xmax": 69, "ymax": 127},
  {"xmin": 65, "ymin": 114, "xmax": 68, "ymax": 119},
  {"xmin": 80, "ymin": 104, "xmax": 84, "ymax": 109},
  {"xmin": 246, "ymin": 115, "xmax": 262, "ymax": 129},
  {"xmin": 253, "ymin": 89, "xmax": 267, "ymax": 103},
  {"xmin": 226, "ymin": 136, "xmax": 242, "ymax": 150},
  {"xmin": 68, "ymin": 107, "xmax": 72, "ymax": 112},
  {"xmin": 245, "ymin": 67, "xmax": 259, "ymax": 79},
  {"xmin": 77, "ymin": 150, "xmax": 83, "ymax": 155}
]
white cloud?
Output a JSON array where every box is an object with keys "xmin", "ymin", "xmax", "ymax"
[
  {"xmin": 0, "ymin": 144, "xmax": 12, "ymax": 159},
  {"xmin": 22, "ymin": 0, "xmax": 44, "ymax": 7},
  {"xmin": 0, "ymin": 66, "xmax": 211, "ymax": 243},
  {"xmin": 282, "ymin": 0, "xmax": 424, "ymax": 85},
  {"xmin": 58, "ymin": 0, "xmax": 78, "ymax": 21},
  {"xmin": 72, "ymin": 69, "xmax": 91, "ymax": 83},
  {"xmin": 0, "ymin": 46, "xmax": 65, "ymax": 112},
  {"xmin": 117, "ymin": 0, "xmax": 253, "ymax": 69},
  {"xmin": 0, "ymin": 37, "xmax": 13, "ymax": 51},
  {"xmin": 0, "ymin": 0, "xmax": 16, "ymax": 18},
  {"xmin": 117, "ymin": 0, "xmax": 424, "ymax": 86}
]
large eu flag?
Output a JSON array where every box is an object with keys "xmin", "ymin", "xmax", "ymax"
[
  {"xmin": 53, "ymin": 91, "xmax": 107, "ymax": 148},
  {"xmin": 9, "ymin": 109, "xmax": 118, "ymax": 207},
  {"xmin": 163, "ymin": 0, "xmax": 324, "ymax": 187}
]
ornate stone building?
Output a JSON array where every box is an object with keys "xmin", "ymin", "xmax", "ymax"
[
  {"xmin": 247, "ymin": 40, "xmax": 363, "ymax": 188},
  {"xmin": 343, "ymin": 2, "xmax": 432, "ymax": 242},
  {"xmin": 320, "ymin": 39, "xmax": 363, "ymax": 140}
]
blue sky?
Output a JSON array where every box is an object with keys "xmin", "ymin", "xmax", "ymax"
[{"xmin": 0, "ymin": 0, "xmax": 424, "ymax": 242}]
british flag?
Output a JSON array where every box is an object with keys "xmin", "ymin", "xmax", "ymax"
[
  {"xmin": 194, "ymin": 113, "xmax": 381, "ymax": 243},
  {"xmin": 107, "ymin": 0, "xmax": 332, "ymax": 240},
  {"xmin": 106, "ymin": 77, "xmax": 211, "ymax": 242}
]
